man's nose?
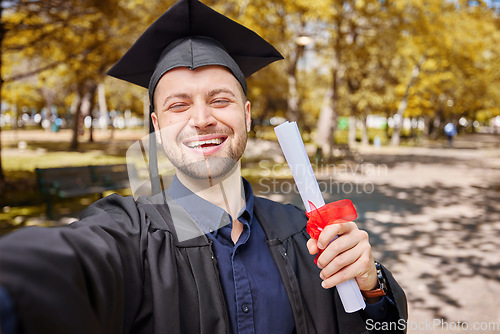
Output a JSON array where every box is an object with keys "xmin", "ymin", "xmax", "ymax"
[{"xmin": 188, "ymin": 103, "xmax": 216, "ymax": 129}]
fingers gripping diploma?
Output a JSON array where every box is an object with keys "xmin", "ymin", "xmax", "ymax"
[{"xmin": 305, "ymin": 201, "xmax": 378, "ymax": 291}]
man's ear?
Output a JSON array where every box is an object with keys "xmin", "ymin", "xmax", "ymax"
[
  {"xmin": 150, "ymin": 111, "xmax": 162, "ymax": 145},
  {"xmin": 245, "ymin": 101, "xmax": 251, "ymax": 133}
]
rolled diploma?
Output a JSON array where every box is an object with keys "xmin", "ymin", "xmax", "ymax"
[{"xmin": 274, "ymin": 121, "xmax": 366, "ymax": 313}]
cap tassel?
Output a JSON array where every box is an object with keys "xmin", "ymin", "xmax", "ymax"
[{"xmin": 148, "ymin": 105, "xmax": 162, "ymax": 195}]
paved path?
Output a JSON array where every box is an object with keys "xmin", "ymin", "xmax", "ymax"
[{"xmin": 252, "ymin": 134, "xmax": 500, "ymax": 333}]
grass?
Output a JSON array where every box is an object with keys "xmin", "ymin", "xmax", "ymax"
[{"xmin": 4, "ymin": 150, "xmax": 127, "ymax": 171}]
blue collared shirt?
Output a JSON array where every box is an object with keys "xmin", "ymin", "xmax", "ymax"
[
  {"xmin": 169, "ymin": 177, "xmax": 295, "ymax": 334},
  {"xmin": 169, "ymin": 177, "xmax": 393, "ymax": 332}
]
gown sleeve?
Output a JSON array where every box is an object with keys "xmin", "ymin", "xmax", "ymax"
[
  {"xmin": 0, "ymin": 285, "xmax": 18, "ymax": 334},
  {"xmin": 0, "ymin": 194, "xmax": 144, "ymax": 334}
]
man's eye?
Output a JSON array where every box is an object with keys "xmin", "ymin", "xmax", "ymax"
[
  {"xmin": 169, "ymin": 103, "xmax": 189, "ymax": 111},
  {"xmin": 212, "ymin": 99, "xmax": 230, "ymax": 106}
]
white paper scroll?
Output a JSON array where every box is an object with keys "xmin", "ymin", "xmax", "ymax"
[{"xmin": 274, "ymin": 121, "xmax": 366, "ymax": 313}]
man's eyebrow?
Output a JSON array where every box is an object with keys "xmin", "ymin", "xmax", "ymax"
[
  {"xmin": 207, "ymin": 88, "xmax": 237, "ymax": 98},
  {"xmin": 162, "ymin": 93, "xmax": 190, "ymax": 108}
]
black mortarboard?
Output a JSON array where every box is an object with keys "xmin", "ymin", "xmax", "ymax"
[{"xmin": 107, "ymin": 0, "xmax": 283, "ymax": 102}]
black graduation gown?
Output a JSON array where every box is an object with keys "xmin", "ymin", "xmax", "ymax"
[{"xmin": 0, "ymin": 193, "xmax": 407, "ymax": 333}]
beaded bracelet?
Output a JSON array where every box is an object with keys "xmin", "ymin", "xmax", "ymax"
[{"xmin": 361, "ymin": 261, "xmax": 387, "ymax": 299}]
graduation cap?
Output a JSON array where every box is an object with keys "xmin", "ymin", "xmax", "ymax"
[
  {"xmin": 107, "ymin": 0, "xmax": 283, "ymax": 103},
  {"xmin": 108, "ymin": 0, "xmax": 283, "ymax": 196}
]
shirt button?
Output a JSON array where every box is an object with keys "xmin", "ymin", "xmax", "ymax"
[{"xmin": 242, "ymin": 304, "xmax": 250, "ymax": 313}]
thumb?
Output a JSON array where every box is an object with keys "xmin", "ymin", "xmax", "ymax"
[{"xmin": 307, "ymin": 238, "xmax": 319, "ymax": 255}]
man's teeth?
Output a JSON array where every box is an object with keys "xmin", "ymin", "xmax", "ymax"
[{"xmin": 186, "ymin": 138, "xmax": 224, "ymax": 148}]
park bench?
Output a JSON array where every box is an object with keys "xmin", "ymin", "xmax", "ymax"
[{"xmin": 35, "ymin": 164, "xmax": 131, "ymax": 219}]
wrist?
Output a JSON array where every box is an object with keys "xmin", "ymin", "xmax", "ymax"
[{"xmin": 361, "ymin": 261, "xmax": 387, "ymax": 304}]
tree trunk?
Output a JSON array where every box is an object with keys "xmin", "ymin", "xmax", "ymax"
[
  {"xmin": 316, "ymin": 11, "xmax": 345, "ymax": 162},
  {"xmin": 97, "ymin": 83, "xmax": 108, "ymax": 133},
  {"xmin": 391, "ymin": 57, "xmax": 425, "ymax": 146},
  {"xmin": 409, "ymin": 118, "xmax": 417, "ymax": 140},
  {"xmin": 287, "ymin": 74, "xmax": 300, "ymax": 122},
  {"xmin": 361, "ymin": 114, "xmax": 369, "ymax": 146},
  {"xmin": 109, "ymin": 115, "xmax": 115, "ymax": 140},
  {"xmin": 431, "ymin": 110, "xmax": 442, "ymax": 139},
  {"xmin": 83, "ymin": 84, "xmax": 97, "ymax": 143},
  {"xmin": 316, "ymin": 88, "xmax": 335, "ymax": 160},
  {"xmin": 348, "ymin": 115, "xmax": 356, "ymax": 146},
  {"xmin": 89, "ymin": 117, "xmax": 94, "ymax": 142},
  {"xmin": 42, "ymin": 89, "xmax": 55, "ymax": 129},
  {"xmin": 316, "ymin": 25, "xmax": 343, "ymax": 161},
  {"xmin": 286, "ymin": 42, "xmax": 305, "ymax": 123},
  {"xmin": 471, "ymin": 111, "xmax": 477, "ymax": 133},
  {"xmin": 423, "ymin": 115, "xmax": 431, "ymax": 137},
  {"xmin": 327, "ymin": 57, "xmax": 342, "ymax": 160},
  {"xmin": 69, "ymin": 84, "xmax": 84, "ymax": 151}
]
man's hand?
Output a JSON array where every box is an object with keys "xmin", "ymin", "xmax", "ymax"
[{"xmin": 306, "ymin": 222, "xmax": 378, "ymax": 291}]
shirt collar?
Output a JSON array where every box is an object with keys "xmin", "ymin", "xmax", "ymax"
[
  {"xmin": 239, "ymin": 178, "xmax": 254, "ymax": 225},
  {"xmin": 168, "ymin": 176, "xmax": 255, "ymax": 234}
]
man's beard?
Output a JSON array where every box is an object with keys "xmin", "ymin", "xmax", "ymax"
[{"xmin": 163, "ymin": 131, "xmax": 247, "ymax": 181}]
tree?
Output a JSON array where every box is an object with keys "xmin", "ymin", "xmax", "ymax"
[
  {"xmin": 398, "ymin": 0, "xmax": 500, "ymax": 139},
  {"xmin": 2, "ymin": 0, "xmax": 170, "ymax": 154},
  {"xmin": 0, "ymin": 0, "xmax": 129, "ymax": 186}
]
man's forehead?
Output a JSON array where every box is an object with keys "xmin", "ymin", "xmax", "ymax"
[{"xmin": 156, "ymin": 65, "xmax": 245, "ymax": 100}]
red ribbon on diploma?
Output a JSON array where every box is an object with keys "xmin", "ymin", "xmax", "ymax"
[{"xmin": 306, "ymin": 199, "xmax": 358, "ymax": 265}]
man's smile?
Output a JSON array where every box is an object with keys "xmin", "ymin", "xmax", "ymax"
[{"xmin": 182, "ymin": 135, "xmax": 228, "ymax": 153}]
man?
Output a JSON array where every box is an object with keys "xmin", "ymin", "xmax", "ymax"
[
  {"xmin": 444, "ymin": 122, "xmax": 457, "ymax": 147},
  {"xmin": 0, "ymin": 0, "xmax": 407, "ymax": 333}
]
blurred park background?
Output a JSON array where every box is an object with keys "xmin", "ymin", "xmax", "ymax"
[{"xmin": 1, "ymin": 0, "xmax": 500, "ymax": 333}]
